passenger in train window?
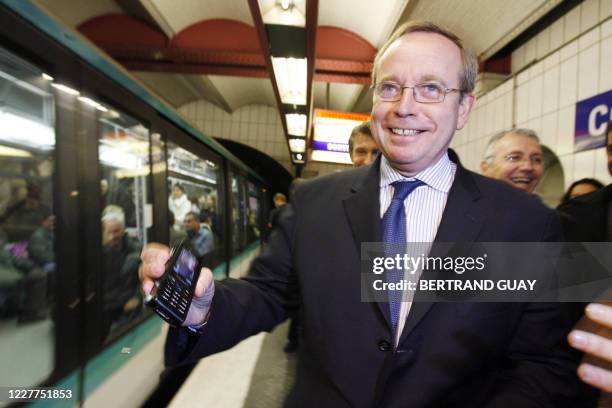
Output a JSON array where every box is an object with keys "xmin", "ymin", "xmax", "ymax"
[
  {"xmin": 348, "ymin": 121, "xmax": 379, "ymax": 167},
  {"xmin": 101, "ymin": 205, "xmax": 142, "ymax": 337},
  {"xmin": 28, "ymin": 214, "xmax": 55, "ymax": 272},
  {"xmin": 182, "ymin": 212, "xmax": 214, "ymax": 259},
  {"xmin": 28, "ymin": 214, "xmax": 56, "ymax": 305},
  {"xmin": 169, "ymin": 211, "xmax": 187, "ymax": 247},
  {"xmin": 141, "ymin": 21, "xmax": 591, "ymax": 407},
  {"xmin": 205, "ymin": 194, "xmax": 220, "ymax": 237},
  {"xmin": 0, "ymin": 183, "xmax": 51, "ymax": 242},
  {"xmin": 168, "ymin": 184, "xmax": 191, "ymax": 229},
  {"xmin": 0, "ymin": 228, "xmax": 22, "ymax": 317},
  {"xmin": 480, "ymin": 128, "xmax": 544, "ymax": 194}
]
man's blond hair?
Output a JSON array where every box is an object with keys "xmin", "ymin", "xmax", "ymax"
[{"xmin": 372, "ymin": 21, "xmax": 479, "ymax": 94}]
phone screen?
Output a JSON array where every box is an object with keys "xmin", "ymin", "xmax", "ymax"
[{"xmin": 173, "ymin": 247, "xmax": 197, "ymax": 286}]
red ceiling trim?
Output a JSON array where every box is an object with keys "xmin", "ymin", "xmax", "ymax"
[
  {"xmin": 122, "ymin": 61, "xmax": 269, "ymax": 78},
  {"xmin": 480, "ymin": 54, "xmax": 511, "ymax": 75},
  {"xmin": 316, "ymin": 26, "xmax": 376, "ymax": 61},
  {"xmin": 315, "ymin": 58, "xmax": 372, "ymax": 73},
  {"xmin": 78, "ymin": 14, "xmax": 375, "ymax": 84},
  {"xmin": 78, "ymin": 13, "xmax": 168, "ymax": 48},
  {"xmin": 313, "ymin": 73, "xmax": 371, "ymax": 85},
  {"xmin": 171, "ymin": 19, "xmax": 262, "ymax": 53}
]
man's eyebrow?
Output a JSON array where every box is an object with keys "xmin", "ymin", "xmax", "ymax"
[
  {"xmin": 377, "ymin": 74, "xmax": 397, "ymax": 82},
  {"xmin": 418, "ymin": 74, "xmax": 446, "ymax": 84}
]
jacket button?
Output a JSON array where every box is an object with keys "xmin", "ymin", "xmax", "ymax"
[{"xmin": 378, "ymin": 339, "xmax": 392, "ymax": 352}]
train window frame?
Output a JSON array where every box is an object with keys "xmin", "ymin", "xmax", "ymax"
[{"xmin": 164, "ymin": 126, "xmax": 227, "ymax": 272}]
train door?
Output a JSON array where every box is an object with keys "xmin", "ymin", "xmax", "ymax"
[
  {"xmin": 0, "ymin": 45, "xmax": 79, "ymax": 403},
  {"xmin": 228, "ymin": 167, "xmax": 249, "ymax": 257}
]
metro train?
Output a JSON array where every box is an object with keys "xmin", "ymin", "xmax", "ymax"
[{"xmin": 0, "ymin": 2, "xmax": 270, "ymax": 406}]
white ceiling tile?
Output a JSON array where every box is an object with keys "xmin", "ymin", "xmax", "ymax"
[
  {"xmin": 318, "ymin": 0, "xmax": 409, "ymax": 48},
  {"xmin": 408, "ymin": 0, "xmax": 554, "ymax": 57},
  {"xmin": 149, "ymin": 0, "xmax": 254, "ymax": 33},
  {"xmin": 207, "ymin": 76, "xmax": 277, "ymax": 111},
  {"xmin": 36, "ymin": 0, "xmax": 122, "ymax": 27}
]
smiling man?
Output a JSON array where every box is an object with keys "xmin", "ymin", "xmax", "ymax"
[
  {"xmin": 480, "ymin": 129, "xmax": 544, "ymax": 193},
  {"xmin": 348, "ymin": 122, "xmax": 379, "ymax": 167},
  {"xmin": 139, "ymin": 21, "xmax": 589, "ymax": 407}
]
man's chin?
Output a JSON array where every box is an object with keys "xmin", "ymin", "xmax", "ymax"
[{"xmin": 509, "ymin": 182, "xmax": 534, "ymax": 193}]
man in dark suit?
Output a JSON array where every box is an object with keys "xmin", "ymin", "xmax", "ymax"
[
  {"xmin": 140, "ymin": 21, "xmax": 587, "ymax": 407},
  {"xmin": 561, "ymin": 120, "xmax": 612, "ymax": 395}
]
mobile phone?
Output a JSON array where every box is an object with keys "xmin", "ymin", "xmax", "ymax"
[{"xmin": 145, "ymin": 241, "xmax": 202, "ymax": 327}]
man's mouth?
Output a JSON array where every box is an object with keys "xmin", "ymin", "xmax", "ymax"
[
  {"xmin": 390, "ymin": 128, "xmax": 425, "ymax": 136},
  {"xmin": 510, "ymin": 177, "xmax": 534, "ymax": 186}
]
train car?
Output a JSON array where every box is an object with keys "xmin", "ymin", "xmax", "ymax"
[{"xmin": 0, "ymin": 2, "xmax": 269, "ymax": 407}]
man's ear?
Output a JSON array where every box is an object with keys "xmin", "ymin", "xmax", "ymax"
[
  {"xmin": 457, "ymin": 93, "xmax": 475, "ymax": 130},
  {"xmin": 480, "ymin": 160, "xmax": 489, "ymax": 175}
]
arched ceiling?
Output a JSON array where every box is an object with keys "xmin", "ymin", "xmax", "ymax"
[{"xmin": 36, "ymin": 0, "xmax": 561, "ymax": 165}]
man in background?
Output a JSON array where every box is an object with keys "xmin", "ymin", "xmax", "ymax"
[
  {"xmin": 168, "ymin": 185, "xmax": 191, "ymax": 228},
  {"xmin": 101, "ymin": 205, "xmax": 141, "ymax": 338},
  {"xmin": 481, "ymin": 128, "xmax": 543, "ymax": 193},
  {"xmin": 183, "ymin": 211, "xmax": 214, "ymax": 259},
  {"xmin": 563, "ymin": 120, "xmax": 612, "ymax": 397},
  {"xmin": 264, "ymin": 193, "xmax": 287, "ymax": 244},
  {"xmin": 348, "ymin": 121, "xmax": 379, "ymax": 167}
]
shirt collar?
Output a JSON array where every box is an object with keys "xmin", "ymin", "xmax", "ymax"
[{"xmin": 379, "ymin": 152, "xmax": 456, "ymax": 193}]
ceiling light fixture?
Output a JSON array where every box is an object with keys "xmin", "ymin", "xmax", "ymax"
[
  {"xmin": 286, "ymin": 113, "xmax": 307, "ymax": 136},
  {"xmin": 288, "ymin": 137, "xmax": 306, "ymax": 153},
  {"xmin": 280, "ymin": 0, "xmax": 292, "ymax": 11},
  {"xmin": 272, "ymin": 57, "xmax": 307, "ymax": 105}
]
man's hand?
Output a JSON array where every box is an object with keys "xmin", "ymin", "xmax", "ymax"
[
  {"xmin": 139, "ymin": 243, "xmax": 215, "ymax": 327},
  {"xmin": 568, "ymin": 303, "xmax": 612, "ymax": 392}
]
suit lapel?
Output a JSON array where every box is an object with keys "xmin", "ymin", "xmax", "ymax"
[
  {"xmin": 399, "ymin": 155, "xmax": 486, "ymax": 345},
  {"xmin": 342, "ymin": 158, "xmax": 391, "ymax": 327},
  {"xmin": 343, "ymin": 161, "xmax": 381, "ymax": 249}
]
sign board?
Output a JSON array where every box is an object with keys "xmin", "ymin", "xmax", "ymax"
[
  {"xmin": 574, "ymin": 89, "xmax": 612, "ymax": 152},
  {"xmin": 311, "ymin": 109, "xmax": 370, "ymax": 164}
]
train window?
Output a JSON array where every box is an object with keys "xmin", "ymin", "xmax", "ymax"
[
  {"xmin": 98, "ymin": 108, "xmax": 151, "ymax": 341},
  {"xmin": 0, "ymin": 48, "xmax": 55, "ymax": 387},
  {"xmin": 230, "ymin": 172, "xmax": 241, "ymax": 255},
  {"xmin": 167, "ymin": 141, "xmax": 223, "ymax": 268},
  {"xmin": 246, "ymin": 181, "xmax": 262, "ymax": 245}
]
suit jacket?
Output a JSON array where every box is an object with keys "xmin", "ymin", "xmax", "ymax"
[
  {"xmin": 558, "ymin": 184, "xmax": 612, "ymax": 242},
  {"xmin": 166, "ymin": 152, "xmax": 588, "ymax": 407}
]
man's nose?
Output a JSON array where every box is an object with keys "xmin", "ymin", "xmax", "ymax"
[
  {"xmin": 518, "ymin": 158, "xmax": 535, "ymax": 171},
  {"xmin": 365, "ymin": 152, "xmax": 376, "ymax": 165},
  {"xmin": 394, "ymin": 88, "xmax": 417, "ymax": 117}
]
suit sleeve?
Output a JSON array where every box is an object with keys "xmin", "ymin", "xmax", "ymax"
[
  {"xmin": 482, "ymin": 211, "xmax": 598, "ymax": 408},
  {"xmin": 165, "ymin": 201, "xmax": 299, "ymax": 366}
]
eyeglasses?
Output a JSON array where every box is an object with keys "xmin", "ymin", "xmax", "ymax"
[
  {"xmin": 485, "ymin": 153, "xmax": 544, "ymax": 166},
  {"xmin": 500, "ymin": 153, "xmax": 543, "ymax": 166},
  {"xmin": 372, "ymin": 81, "xmax": 462, "ymax": 103}
]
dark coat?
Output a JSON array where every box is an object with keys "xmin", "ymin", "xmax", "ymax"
[{"xmin": 166, "ymin": 152, "xmax": 589, "ymax": 407}]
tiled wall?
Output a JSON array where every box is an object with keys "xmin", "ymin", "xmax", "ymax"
[
  {"xmin": 178, "ymin": 100, "xmax": 294, "ymax": 175},
  {"xmin": 452, "ymin": 0, "xmax": 612, "ymax": 196},
  {"xmin": 178, "ymin": 98, "xmax": 354, "ymax": 178}
]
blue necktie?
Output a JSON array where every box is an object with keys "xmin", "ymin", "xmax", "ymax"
[{"xmin": 382, "ymin": 179, "xmax": 424, "ymax": 335}]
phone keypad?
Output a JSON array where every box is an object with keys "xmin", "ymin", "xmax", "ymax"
[{"xmin": 160, "ymin": 275, "xmax": 190, "ymax": 316}]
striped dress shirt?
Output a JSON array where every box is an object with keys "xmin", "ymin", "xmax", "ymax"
[{"xmin": 379, "ymin": 152, "xmax": 457, "ymax": 345}]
